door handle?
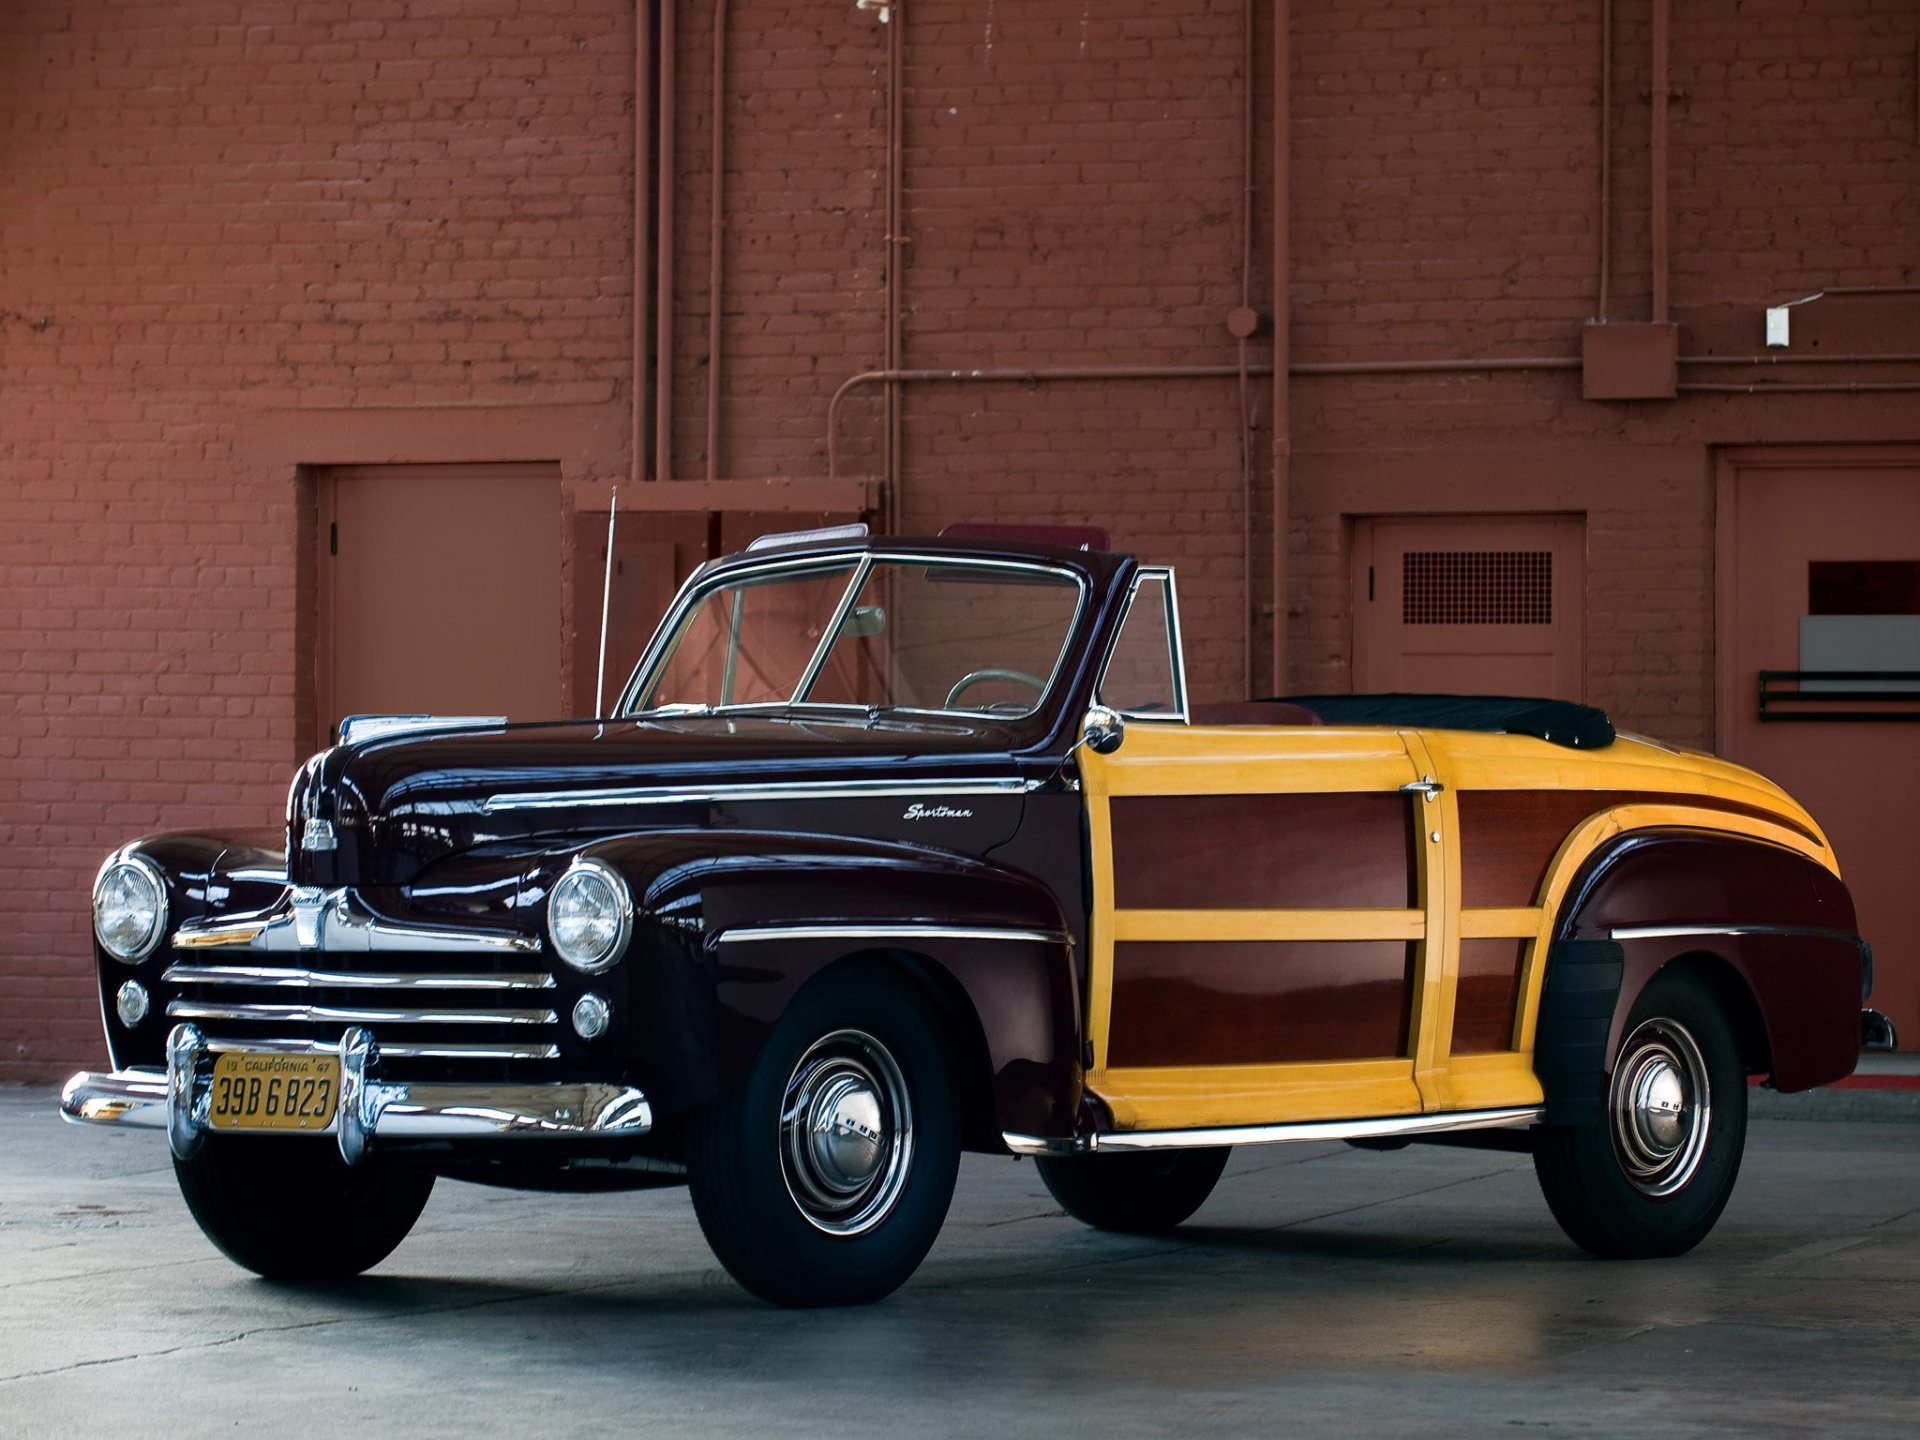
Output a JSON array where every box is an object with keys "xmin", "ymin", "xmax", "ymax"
[{"xmin": 1399, "ymin": 777, "xmax": 1446, "ymax": 801}]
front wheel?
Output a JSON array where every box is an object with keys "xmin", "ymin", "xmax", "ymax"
[
  {"xmin": 174, "ymin": 1136, "xmax": 435, "ymax": 1281},
  {"xmin": 1037, "ymin": 1147, "xmax": 1230, "ymax": 1233},
  {"xmin": 1533, "ymin": 971, "xmax": 1748, "ymax": 1258},
  {"xmin": 686, "ymin": 967, "xmax": 961, "ymax": 1306}
]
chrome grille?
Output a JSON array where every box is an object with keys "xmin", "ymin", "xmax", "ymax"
[{"xmin": 163, "ymin": 959, "xmax": 563, "ymax": 1063}]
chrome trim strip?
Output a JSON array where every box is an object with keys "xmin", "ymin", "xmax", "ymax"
[
  {"xmin": 199, "ymin": 1034, "xmax": 563, "ymax": 1062},
  {"xmin": 226, "ymin": 868, "xmax": 289, "ymax": 886},
  {"xmin": 172, "ymin": 887, "xmax": 542, "ymax": 955},
  {"xmin": 1003, "ymin": 1106, "xmax": 1545, "ymax": 1156},
  {"xmin": 338, "ymin": 713, "xmax": 505, "ymax": 746},
  {"xmin": 1094, "ymin": 565, "xmax": 1191, "ymax": 725},
  {"xmin": 60, "ymin": 1065, "xmax": 654, "ymax": 1154},
  {"xmin": 166, "ymin": 999, "xmax": 558, "ymax": 1026},
  {"xmin": 1607, "ymin": 923, "xmax": 1866, "ymax": 945},
  {"xmin": 616, "ymin": 548, "xmax": 1092, "ymax": 718},
  {"xmin": 165, "ymin": 963, "xmax": 556, "ymax": 991},
  {"xmin": 717, "ymin": 923, "xmax": 1067, "ymax": 947},
  {"xmin": 483, "ymin": 774, "xmax": 1043, "ymax": 813},
  {"xmin": 792, "ymin": 554, "xmax": 874, "ymax": 702}
]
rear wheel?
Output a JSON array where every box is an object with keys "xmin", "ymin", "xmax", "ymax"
[
  {"xmin": 174, "ymin": 1136, "xmax": 434, "ymax": 1281},
  {"xmin": 1534, "ymin": 971, "xmax": 1748, "ymax": 1258},
  {"xmin": 1037, "ymin": 1147, "xmax": 1231, "ymax": 1233},
  {"xmin": 686, "ymin": 967, "xmax": 960, "ymax": 1306}
]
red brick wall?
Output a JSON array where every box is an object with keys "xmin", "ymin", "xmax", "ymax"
[
  {"xmin": 2, "ymin": 0, "xmax": 1916, "ymax": 1079},
  {"xmin": 0, "ymin": 0, "xmax": 637, "ymax": 1081}
]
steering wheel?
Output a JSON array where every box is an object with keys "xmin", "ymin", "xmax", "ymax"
[{"xmin": 946, "ymin": 667, "xmax": 1047, "ymax": 708}]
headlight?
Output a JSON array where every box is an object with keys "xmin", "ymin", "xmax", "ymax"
[
  {"xmin": 93, "ymin": 855, "xmax": 168, "ymax": 963},
  {"xmin": 547, "ymin": 859, "xmax": 632, "ymax": 973}
]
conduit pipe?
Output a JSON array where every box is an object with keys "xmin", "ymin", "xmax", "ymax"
[
  {"xmin": 1650, "ymin": 0, "xmax": 1670, "ymax": 323},
  {"xmin": 654, "ymin": 0, "xmax": 678, "ymax": 484},
  {"xmin": 826, "ymin": 366, "xmax": 1266, "ymax": 481},
  {"xmin": 704, "ymin": 0, "xmax": 729, "ymax": 481},
  {"xmin": 1237, "ymin": 0, "xmax": 1256, "ymax": 696},
  {"xmin": 633, "ymin": 0, "xmax": 653, "ymax": 482},
  {"xmin": 1597, "ymin": 0, "xmax": 1611, "ymax": 320},
  {"xmin": 1271, "ymin": 0, "xmax": 1291, "ymax": 694},
  {"xmin": 883, "ymin": 2, "xmax": 906, "ymax": 532},
  {"xmin": 1678, "ymin": 381, "xmax": 1920, "ymax": 395}
]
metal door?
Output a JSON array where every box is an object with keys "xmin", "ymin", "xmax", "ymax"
[
  {"xmin": 317, "ymin": 463, "xmax": 563, "ymax": 737},
  {"xmin": 1354, "ymin": 515, "xmax": 1585, "ymax": 700},
  {"xmin": 1719, "ymin": 448, "xmax": 1920, "ymax": 1048}
]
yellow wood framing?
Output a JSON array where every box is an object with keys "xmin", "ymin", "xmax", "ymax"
[{"xmin": 1079, "ymin": 722, "xmax": 1841, "ymax": 1136}]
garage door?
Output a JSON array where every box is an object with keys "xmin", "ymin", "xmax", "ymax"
[{"xmin": 1720, "ymin": 448, "xmax": 1920, "ymax": 1051}]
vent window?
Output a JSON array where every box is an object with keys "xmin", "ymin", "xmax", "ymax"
[{"xmin": 1402, "ymin": 550, "xmax": 1552, "ymax": 625}]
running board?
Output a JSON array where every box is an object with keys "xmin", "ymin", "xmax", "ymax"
[{"xmin": 1003, "ymin": 1105, "xmax": 1543, "ymax": 1157}]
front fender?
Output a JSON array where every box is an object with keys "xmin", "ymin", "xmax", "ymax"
[
  {"xmin": 584, "ymin": 830, "xmax": 1082, "ymax": 1145},
  {"xmin": 1551, "ymin": 828, "xmax": 1865, "ymax": 1094}
]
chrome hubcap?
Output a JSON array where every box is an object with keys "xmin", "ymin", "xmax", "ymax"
[
  {"xmin": 780, "ymin": 1029, "xmax": 913, "ymax": 1235},
  {"xmin": 1610, "ymin": 1017, "xmax": 1711, "ymax": 1197}
]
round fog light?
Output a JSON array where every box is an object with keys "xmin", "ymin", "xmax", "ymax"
[
  {"xmin": 115, "ymin": 980, "xmax": 150, "ymax": 1028},
  {"xmin": 572, "ymin": 993, "xmax": 612, "ymax": 1041}
]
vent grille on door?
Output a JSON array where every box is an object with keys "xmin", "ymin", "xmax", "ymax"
[{"xmin": 1403, "ymin": 550, "xmax": 1552, "ymax": 625}]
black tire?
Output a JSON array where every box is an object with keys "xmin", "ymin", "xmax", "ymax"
[
  {"xmin": 174, "ymin": 1136, "xmax": 435, "ymax": 1281},
  {"xmin": 1036, "ymin": 1147, "xmax": 1231, "ymax": 1234},
  {"xmin": 685, "ymin": 966, "xmax": 961, "ymax": 1306},
  {"xmin": 1533, "ymin": 971, "xmax": 1748, "ymax": 1259}
]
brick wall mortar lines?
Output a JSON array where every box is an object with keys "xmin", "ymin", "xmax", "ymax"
[{"xmin": 2, "ymin": 0, "xmax": 1917, "ymax": 1077}]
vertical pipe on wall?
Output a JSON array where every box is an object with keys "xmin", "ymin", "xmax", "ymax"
[
  {"xmin": 1270, "ymin": 0, "xmax": 1291, "ymax": 694},
  {"xmin": 704, "ymin": 0, "xmax": 729, "ymax": 482},
  {"xmin": 655, "ymin": 0, "xmax": 678, "ymax": 484},
  {"xmin": 1650, "ymin": 0, "xmax": 1670, "ymax": 324},
  {"xmin": 1238, "ymin": 0, "xmax": 1255, "ymax": 698},
  {"xmin": 1596, "ymin": 0, "xmax": 1611, "ymax": 321},
  {"xmin": 883, "ymin": 4, "xmax": 905, "ymax": 534},
  {"xmin": 634, "ymin": 1, "xmax": 653, "ymax": 482}
]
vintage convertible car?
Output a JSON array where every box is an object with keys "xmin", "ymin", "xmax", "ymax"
[{"xmin": 63, "ymin": 525, "xmax": 1895, "ymax": 1305}]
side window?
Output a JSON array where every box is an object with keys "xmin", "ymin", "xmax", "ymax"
[{"xmin": 1097, "ymin": 571, "xmax": 1187, "ymax": 719}]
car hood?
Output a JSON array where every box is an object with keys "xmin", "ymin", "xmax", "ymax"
[{"xmin": 290, "ymin": 712, "xmax": 1048, "ymax": 886}]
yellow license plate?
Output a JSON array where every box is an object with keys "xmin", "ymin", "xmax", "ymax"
[{"xmin": 208, "ymin": 1052, "xmax": 341, "ymax": 1132}]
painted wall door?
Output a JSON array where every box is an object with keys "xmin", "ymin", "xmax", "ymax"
[
  {"xmin": 1719, "ymin": 449, "xmax": 1920, "ymax": 1049},
  {"xmin": 318, "ymin": 463, "xmax": 563, "ymax": 737},
  {"xmin": 1354, "ymin": 515, "xmax": 1585, "ymax": 700}
]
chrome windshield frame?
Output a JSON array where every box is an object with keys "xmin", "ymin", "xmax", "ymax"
[{"xmin": 616, "ymin": 549, "xmax": 1092, "ymax": 722}]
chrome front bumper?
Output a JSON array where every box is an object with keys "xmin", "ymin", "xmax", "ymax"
[{"xmin": 59, "ymin": 1023, "xmax": 652, "ymax": 1166}]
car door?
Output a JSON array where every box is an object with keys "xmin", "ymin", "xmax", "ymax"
[{"xmin": 1079, "ymin": 572, "xmax": 1452, "ymax": 1133}]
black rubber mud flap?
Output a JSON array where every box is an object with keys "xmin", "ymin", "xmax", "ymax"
[{"xmin": 1533, "ymin": 940, "xmax": 1625, "ymax": 1125}]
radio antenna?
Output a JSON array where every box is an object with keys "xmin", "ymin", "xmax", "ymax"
[{"xmin": 594, "ymin": 483, "xmax": 619, "ymax": 717}]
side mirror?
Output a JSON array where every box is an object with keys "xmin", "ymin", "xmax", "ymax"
[
  {"xmin": 1083, "ymin": 705, "xmax": 1126, "ymax": 755},
  {"xmin": 843, "ymin": 604, "xmax": 887, "ymax": 639}
]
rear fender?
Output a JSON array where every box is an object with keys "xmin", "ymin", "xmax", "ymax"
[
  {"xmin": 1545, "ymin": 829, "xmax": 1865, "ymax": 1101},
  {"xmin": 584, "ymin": 830, "xmax": 1081, "ymax": 1145}
]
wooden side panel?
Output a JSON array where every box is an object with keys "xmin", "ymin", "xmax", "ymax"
[
  {"xmin": 1457, "ymin": 788, "xmax": 1819, "ymax": 908},
  {"xmin": 1453, "ymin": 938, "xmax": 1526, "ymax": 1053},
  {"xmin": 1111, "ymin": 793, "xmax": 1416, "ymax": 910},
  {"xmin": 1108, "ymin": 941, "xmax": 1415, "ymax": 1068}
]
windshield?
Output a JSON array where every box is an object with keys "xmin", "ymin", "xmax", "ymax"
[{"xmin": 632, "ymin": 556, "xmax": 1086, "ymax": 717}]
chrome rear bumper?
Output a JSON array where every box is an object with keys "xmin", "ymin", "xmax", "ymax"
[{"xmin": 59, "ymin": 1023, "xmax": 652, "ymax": 1166}]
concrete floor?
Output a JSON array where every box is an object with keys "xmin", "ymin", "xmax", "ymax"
[{"xmin": 2, "ymin": 1086, "xmax": 1915, "ymax": 1440}]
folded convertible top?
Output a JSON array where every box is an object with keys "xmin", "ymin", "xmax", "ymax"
[{"xmin": 1278, "ymin": 694, "xmax": 1616, "ymax": 749}]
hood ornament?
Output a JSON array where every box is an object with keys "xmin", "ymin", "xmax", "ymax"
[{"xmin": 301, "ymin": 818, "xmax": 338, "ymax": 853}]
